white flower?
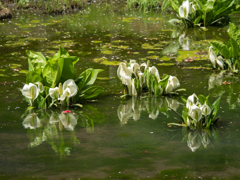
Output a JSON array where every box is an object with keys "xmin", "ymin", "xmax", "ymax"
[
  {"xmin": 149, "ymin": 66, "xmax": 160, "ymax": 82},
  {"xmin": 129, "ymin": 60, "xmax": 140, "ymax": 75},
  {"xmin": 22, "ymin": 83, "xmax": 40, "ymax": 106},
  {"xmin": 22, "ymin": 113, "xmax": 41, "ymax": 129},
  {"xmin": 179, "ymin": 0, "xmax": 190, "ymax": 18},
  {"xmin": 117, "ymin": 62, "xmax": 133, "ymax": 81},
  {"xmin": 216, "ymin": 56, "xmax": 224, "ymax": 69},
  {"xmin": 209, "ymin": 46, "xmax": 217, "ymax": 68},
  {"xmin": 138, "ymin": 72, "xmax": 145, "ymax": 86},
  {"xmin": 200, "ymin": 102, "xmax": 211, "ymax": 116},
  {"xmin": 188, "ymin": 105, "xmax": 202, "ymax": 124},
  {"xmin": 59, "ymin": 79, "xmax": 78, "ymax": 101},
  {"xmin": 49, "ymin": 87, "xmax": 59, "ymax": 101},
  {"xmin": 165, "ymin": 76, "xmax": 180, "ymax": 94},
  {"xmin": 186, "ymin": 93, "xmax": 198, "ymax": 109},
  {"xmin": 35, "ymin": 82, "xmax": 44, "ymax": 92},
  {"xmin": 59, "ymin": 113, "xmax": 77, "ymax": 131}
]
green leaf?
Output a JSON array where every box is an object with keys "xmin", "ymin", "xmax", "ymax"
[
  {"xmin": 87, "ymin": 68, "xmax": 104, "ymax": 86},
  {"xmin": 212, "ymin": 96, "xmax": 221, "ymax": 120},
  {"xmin": 76, "ymin": 69, "xmax": 93, "ymax": 91},
  {"xmin": 80, "ymin": 86, "xmax": 104, "ymax": 100},
  {"xmin": 59, "ymin": 58, "xmax": 76, "ymax": 83},
  {"xmin": 159, "ymin": 74, "xmax": 169, "ymax": 94},
  {"xmin": 229, "ymin": 38, "xmax": 240, "ymax": 59},
  {"xmin": 181, "ymin": 96, "xmax": 187, "ymax": 104},
  {"xmin": 26, "ymin": 50, "xmax": 46, "ymax": 72},
  {"xmin": 26, "ymin": 71, "xmax": 43, "ymax": 84},
  {"xmin": 168, "ymin": 19, "xmax": 182, "ymax": 26},
  {"xmin": 182, "ymin": 106, "xmax": 189, "ymax": 125},
  {"xmin": 198, "ymin": 94, "xmax": 206, "ymax": 105},
  {"xmin": 42, "ymin": 61, "xmax": 61, "ymax": 88},
  {"xmin": 210, "ymin": 41, "xmax": 230, "ymax": 59},
  {"xmin": 167, "ymin": 123, "xmax": 188, "ymax": 127},
  {"xmin": 228, "ymin": 22, "xmax": 240, "ymax": 47},
  {"xmin": 72, "ymin": 104, "xmax": 83, "ymax": 107}
]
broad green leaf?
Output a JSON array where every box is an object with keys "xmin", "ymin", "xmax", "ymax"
[
  {"xmin": 170, "ymin": 0, "xmax": 180, "ymax": 13},
  {"xmin": 212, "ymin": 97, "xmax": 221, "ymax": 120},
  {"xmin": 210, "ymin": 41, "xmax": 230, "ymax": 59},
  {"xmin": 182, "ymin": 106, "xmax": 189, "ymax": 125},
  {"xmin": 159, "ymin": 74, "xmax": 169, "ymax": 94},
  {"xmin": 228, "ymin": 22, "xmax": 240, "ymax": 46},
  {"xmin": 42, "ymin": 62, "xmax": 61, "ymax": 88},
  {"xmin": 80, "ymin": 86, "xmax": 104, "ymax": 100},
  {"xmin": 26, "ymin": 50, "xmax": 46, "ymax": 72},
  {"xmin": 198, "ymin": 94, "xmax": 206, "ymax": 105},
  {"xmin": 181, "ymin": 96, "xmax": 187, "ymax": 104},
  {"xmin": 230, "ymin": 38, "xmax": 240, "ymax": 59},
  {"xmin": 59, "ymin": 58, "xmax": 76, "ymax": 83},
  {"xmin": 26, "ymin": 71, "xmax": 43, "ymax": 84},
  {"xmin": 76, "ymin": 69, "xmax": 93, "ymax": 91},
  {"xmin": 87, "ymin": 68, "xmax": 104, "ymax": 86}
]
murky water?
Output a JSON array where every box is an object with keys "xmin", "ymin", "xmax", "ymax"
[{"xmin": 1, "ymin": 3, "xmax": 240, "ymax": 179}]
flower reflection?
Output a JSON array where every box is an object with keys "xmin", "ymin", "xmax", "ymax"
[
  {"xmin": 117, "ymin": 96, "xmax": 180, "ymax": 124},
  {"xmin": 22, "ymin": 106, "xmax": 104, "ymax": 158},
  {"xmin": 182, "ymin": 128, "xmax": 218, "ymax": 152},
  {"xmin": 22, "ymin": 113, "xmax": 41, "ymax": 129},
  {"xmin": 179, "ymin": 33, "xmax": 191, "ymax": 50},
  {"xmin": 208, "ymin": 74, "xmax": 223, "ymax": 90}
]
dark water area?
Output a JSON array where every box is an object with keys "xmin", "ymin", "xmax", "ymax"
[{"xmin": 1, "ymin": 3, "xmax": 240, "ymax": 180}]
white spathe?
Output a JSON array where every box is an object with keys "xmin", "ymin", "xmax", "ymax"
[
  {"xmin": 149, "ymin": 66, "xmax": 160, "ymax": 82},
  {"xmin": 59, "ymin": 79, "xmax": 78, "ymax": 101},
  {"xmin": 49, "ymin": 87, "xmax": 59, "ymax": 101},
  {"xmin": 188, "ymin": 105, "xmax": 202, "ymax": 123},
  {"xmin": 200, "ymin": 102, "xmax": 211, "ymax": 116},
  {"xmin": 35, "ymin": 82, "xmax": 44, "ymax": 92},
  {"xmin": 165, "ymin": 75, "xmax": 180, "ymax": 94},
  {"xmin": 209, "ymin": 46, "xmax": 217, "ymax": 68},
  {"xmin": 117, "ymin": 62, "xmax": 133, "ymax": 81},
  {"xmin": 186, "ymin": 93, "xmax": 198, "ymax": 109},
  {"xmin": 179, "ymin": 0, "xmax": 190, "ymax": 18},
  {"xmin": 22, "ymin": 83, "xmax": 40, "ymax": 106}
]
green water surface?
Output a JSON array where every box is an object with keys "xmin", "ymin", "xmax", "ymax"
[{"xmin": 1, "ymin": 3, "xmax": 240, "ymax": 180}]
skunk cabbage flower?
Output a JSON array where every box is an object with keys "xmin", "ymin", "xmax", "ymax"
[
  {"xmin": 186, "ymin": 93, "xmax": 198, "ymax": 109},
  {"xmin": 179, "ymin": 0, "xmax": 190, "ymax": 18},
  {"xmin": 138, "ymin": 72, "xmax": 145, "ymax": 86},
  {"xmin": 59, "ymin": 112, "xmax": 77, "ymax": 131},
  {"xmin": 35, "ymin": 82, "xmax": 44, "ymax": 92},
  {"xmin": 216, "ymin": 56, "xmax": 224, "ymax": 69},
  {"xmin": 22, "ymin": 83, "xmax": 40, "ymax": 106},
  {"xmin": 129, "ymin": 60, "xmax": 140, "ymax": 75},
  {"xmin": 49, "ymin": 87, "xmax": 59, "ymax": 101},
  {"xmin": 209, "ymin": 46, "xmax": 217, "ymax": 68},
  {"xmin": 149, "ymin": 66, "xmax": 160, "ymax": 81},
  {"xmin": 165, "ymin": 76, "xmax": 180, "ymax": 94},
  {"xmin": 117, "ymin": 62, "xmax": 133, "ymax": 81},
  {"xmin": 200, "ymin": 102, "xmax": 211, "ymax": 116},
  {"xmin": 188, "ymin": 105, "xmax": 202, "ymax": 124},
  {"xmin": 59, "ymin": 79, "xmax": 78, "ymax": 106}
]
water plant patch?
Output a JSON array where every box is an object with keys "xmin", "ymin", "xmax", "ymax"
[{"xmin": 22, "ymin": 47, "xmax": 104, "ymax": 109}]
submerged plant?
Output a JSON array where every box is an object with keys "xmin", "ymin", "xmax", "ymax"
[
  {"xmin": 168, "ymin": 0, "xmax": 239, "ymax": 28},
  {"xmin": 168, "ymin": 94, "xmax": 221, "ymax": 129},
  {"xmin": 22, "ymin": 47, "xmax": 104, "ymax": 108},
  {"xmin": 117, "ymin": 60, "xmax": 184, "ymax": 97},
  {"xmin": 208, "ymin": 23, "xmax": 240, "ymax": 73}
]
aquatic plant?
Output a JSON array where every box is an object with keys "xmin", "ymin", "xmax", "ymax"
[
  {"xmin": 127, "ymin": 0, "xmax": 161, "ymax": 11},
  {"xmin": 208, "ymin": 23, "xmax": 240, "ymax": 73},
  {"xmin": 168, "ymin": 0, "xmax": 239, "ymax": 28},
  {"xmin": 117, "ymin": 60, "xmax": 184, "ymax": 97},
  {"xmin": 22, "ymin": 47, "xmax": 104, "ymax": 108},
  {"xmin": 168, "ymin": 94, "xmax": 221, "ymax": 129}
]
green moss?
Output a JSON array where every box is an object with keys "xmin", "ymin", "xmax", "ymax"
[
  {"xmin": 183, "ymin": 66, "xmax": 212, "ymax": 70},
  {"xmin": 160, "ymin": 56, "xmax": 171, "ymax": 61},
  {"xmin": 19, "ymin": 70, "xmax": 28, "ymax": 74},
  {"xmin": 101, "ymin": 50, "xmax": 114, "ymax": 55},
  {"xmin": 147, "ymin": 51, "xmax": 155, "ymax": 54},
  {"xmin": 94, "ymin": 58, "xmax": 120, "ymax": 66},
  {"xmin": 91, "ymin": 40, "xmax": 102, "ymax": 44},
  {"xmin": 157, "ymin": 63, "xmax": 175, "ymax": 66},
  {"xmin": 176, "ymin": 50, "xmax": 208, "ymax": 62},
  {"xmin": 146, "ymin": 55, "xmax": 159, "ymax": 60},
  {"xmin": 97, "ymin": 77, "xmax": 116, "ymax": 80},
  {"xmin": 122, "ymin": 17, "xmax": 139, "ymax": 22},
  {"xmin": 30, "ymin": 20, "xmax": 41, "ymax": 24}
]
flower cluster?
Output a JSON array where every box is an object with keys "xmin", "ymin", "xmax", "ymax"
[
  {"xmin": 22, "ymin": 79, "xmax": 78, "ymax": 108},
  {"xmin": 117, "ymin": 60, "xmax": 182, "ymax": 96},
  {"xmin": 168, "ymin": 94, "xmax": 221, "ymax": 129},
  {"xmin": 178, "ymin": 0, "xmax": 195, "ymax": 19},
  {"xmin": 209, "ymin": 46, "xmax": 224, "ymax": 70}
]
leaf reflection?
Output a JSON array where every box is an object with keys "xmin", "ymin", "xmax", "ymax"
[
  {"xmin": 117, "ymin": 96, "xmax": 180, "ymax": 124},
  {"xmin": 21, "ymin": 106, "xmax": 104, "ymax": 158}
]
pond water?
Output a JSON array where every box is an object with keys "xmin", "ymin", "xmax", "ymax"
[{"xmin": 1, "ymin": 3, "xmax": 240, "ymax": 180}]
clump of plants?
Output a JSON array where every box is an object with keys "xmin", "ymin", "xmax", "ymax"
[
  {"xmin": 168, "ymin": 0, "xmax": 239, "ymax": 28},
  {"xmin": 127, "ymin": 0, "xmax": 161, "ymax": 11},
  {"xmin": 168, "ymin": 94, "xmax": 221, "ymax": 129},
  {"xmin": 117, "ymin": 60, "xmax": 185, "ymax": 97},
  {"xmin": 208, "ymin": 22, "xmax": 240, "ymax": 73},
  {"xmin": 22, "ymin": 47, "xmax": 104, "ymax": 109}
]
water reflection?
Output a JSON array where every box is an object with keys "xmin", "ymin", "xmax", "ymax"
[
  {"xmin": 208, "ymin": 73, "xmax": 240, "ymax": 109},
  {"xmin": 117, "ymin": 96, "xmax": 180, "ymax": 124},
  {"xmin": 22, "ymin": 106, "xmax": 104, "ymax": 158},
  {"xmin": 182, "ymin": 128, "xmax": 219, "ymax": 152}
]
